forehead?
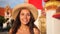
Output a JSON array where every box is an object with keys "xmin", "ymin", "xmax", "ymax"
[{"xmin": 20, "ymin": 8, "xmax": 30, "ymax": 13}]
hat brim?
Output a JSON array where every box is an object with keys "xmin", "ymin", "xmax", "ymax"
[{"xmin": 12, "ymin": 3, "xmax": 38, "ymax": 20}]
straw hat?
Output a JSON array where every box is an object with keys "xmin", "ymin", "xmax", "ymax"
[{"xmin": 12, "ymin": 3, "xmax": 38, "ymax": 20}]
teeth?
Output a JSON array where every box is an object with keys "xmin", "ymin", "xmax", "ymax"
[
  {"xmin": 24, "ymin": 20, "xmax": 27, "ymax": 21},
  {"xmin": 24, "ymin": 19, "xmax": 27, "ymax": 21}
]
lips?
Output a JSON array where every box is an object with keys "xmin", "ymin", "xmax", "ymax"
[{"xmin": 22, "ymin": 19, "xmax": 29, "ymax": 24}]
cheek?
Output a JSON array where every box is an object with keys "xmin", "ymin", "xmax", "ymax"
[
  {"xmin": 19, "ymin": 14, "xmax": 31, "ymax": 22},
  {"xmin": 20, "ymin": 15, "xmax": 23, "ymax": 20},
  {"xmin": 27, "ymin": 16, "xmax": 31, "ymax": 21}
]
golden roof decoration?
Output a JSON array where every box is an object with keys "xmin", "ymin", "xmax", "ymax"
[
  {"xmin": 45, "ymin": 1, "xmax": 60, "ymax": 10},
  {"xmin": 45, "ymin": 1, "xmax": 60, "ymax": 8}
]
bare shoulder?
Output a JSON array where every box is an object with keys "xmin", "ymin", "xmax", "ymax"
[
  {"xmin": 8, "ymin": 28, "xmax": 13, "ymax": 34},
  {"xmin": 33, "ymin": 28, "xmax": 40, "ymax": 34}
]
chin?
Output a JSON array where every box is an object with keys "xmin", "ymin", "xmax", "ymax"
[{"xmin": 23, "ymin": 22, "xmax": 29, "ymax": 25}]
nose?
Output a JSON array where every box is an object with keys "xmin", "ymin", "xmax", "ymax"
[{"xmin": 24, "ymin": 14, "xmax": 27, "ymax": 19}]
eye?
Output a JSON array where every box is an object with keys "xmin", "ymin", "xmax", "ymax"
[
  {"xmin": 27, "ymin": 13, "xmax": 30, "ymax": 16},
  {"xmin": 21, "ymin": 13, "xmax": 24, "ymax": 16}
]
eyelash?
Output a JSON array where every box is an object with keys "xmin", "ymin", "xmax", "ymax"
[{"xmin": 21, "ymin": 13, "xmax": 30, "ymax": 16}]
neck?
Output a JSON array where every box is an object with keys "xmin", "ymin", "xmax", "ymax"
[
  {"xmin": 19, "ymin": 24, "xmax": 29, "ymax": 30},
  {"xmin": 21, "ymin": 24, "xmax": 28, "ymax": 28}
]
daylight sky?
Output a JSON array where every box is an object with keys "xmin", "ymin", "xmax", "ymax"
[
  {"xmin": 0, "ymin": 0, "xmax": 25, "ymax": 8},
  {"xmin": 0, "ymin": 0, "xmax": 45, "ymax": 8}
]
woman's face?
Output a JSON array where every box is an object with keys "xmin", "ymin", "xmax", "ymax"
[{"xmin": 20, "ymin": 9, "xmax": 31, "ymax": 25}]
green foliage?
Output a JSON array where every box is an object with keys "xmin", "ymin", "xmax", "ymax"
[{"xmin": 0, "ymin": 16, "xmax": 5, "ymax": 23}]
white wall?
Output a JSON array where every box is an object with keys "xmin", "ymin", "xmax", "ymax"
[
  {"xmin": 54, "ymin": 19, "xmax": 60, "ymax": 34},
  {"xmin": 34, "ymin": 9, "xmax": 41, "ymax": 29},
  {"xmin": 46, "ymin": 9, "xmax": 60, "ymax": 34}
]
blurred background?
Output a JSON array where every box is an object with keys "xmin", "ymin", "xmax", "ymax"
[{"xmin": 0, "ymin": 0, "xmax": 60, "ymax": 34}]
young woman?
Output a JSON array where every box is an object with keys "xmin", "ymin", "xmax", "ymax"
[{"xmin": 9, "ymin": 3, "xmax": 40, "ymax": 34}]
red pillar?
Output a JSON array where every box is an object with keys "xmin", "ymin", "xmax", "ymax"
[{"xmin": 29, "ymin": 0, "xmax": 42, "ymax": 9}]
